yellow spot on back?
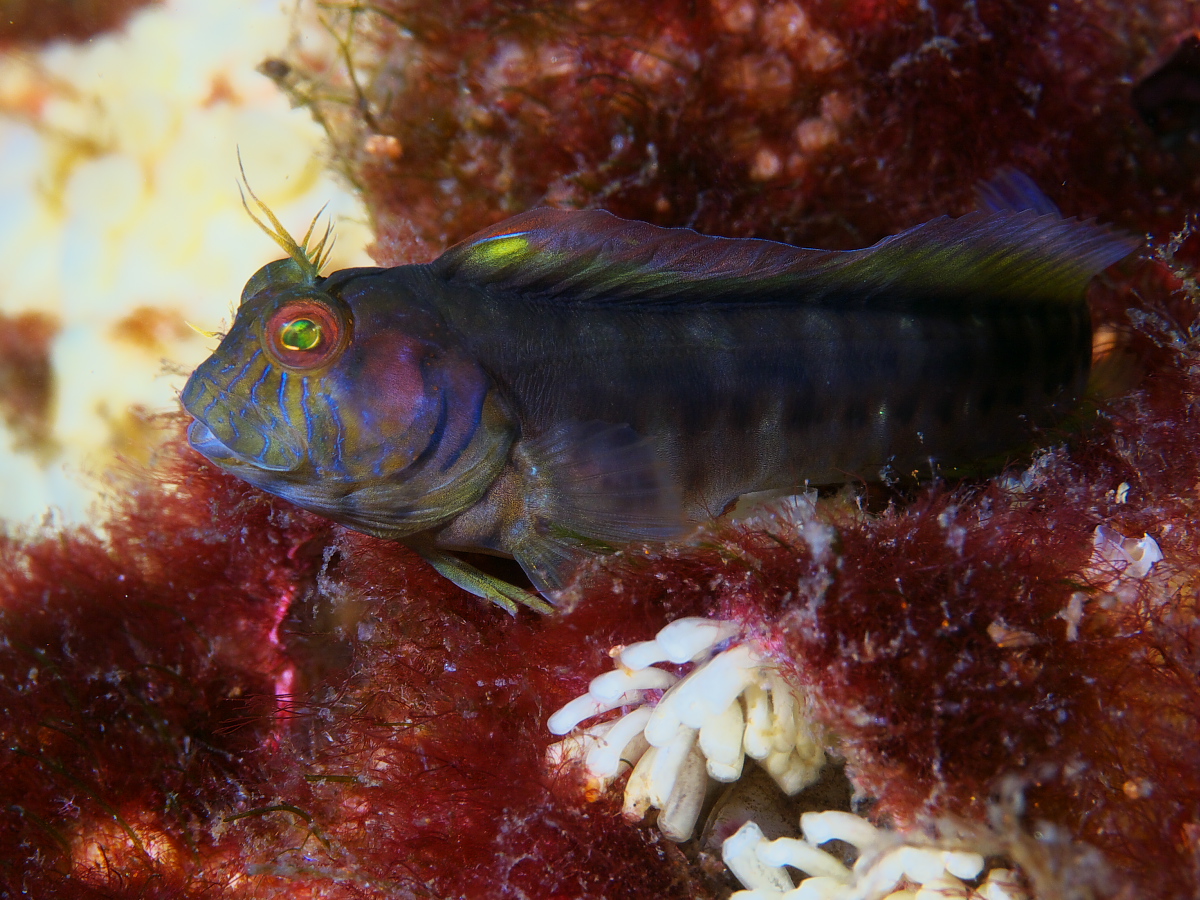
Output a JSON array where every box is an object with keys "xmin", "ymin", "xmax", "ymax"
[{"xmin": 473, "ymin": 234, "xmax": 530, "ymax": 265}]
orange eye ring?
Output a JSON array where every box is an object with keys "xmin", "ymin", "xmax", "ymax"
[{"xmin": 263, "ymin": 296, "xmax": 350, "ymax": 370}]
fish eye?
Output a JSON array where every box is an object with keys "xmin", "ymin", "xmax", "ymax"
[
  {"xmin": 262, "ymin": 296, "xmax": 350, "ymax": 370},
  {"xmin": 280, "ymin": 317, "xmax": 322, "ymax": 351}
]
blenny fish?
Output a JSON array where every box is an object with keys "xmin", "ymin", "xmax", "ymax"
[{"xmin": 182, "ymin": 171, "xmax": 1137, "ymax": 612}]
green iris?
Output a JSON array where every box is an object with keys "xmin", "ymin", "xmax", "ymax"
[{"xmin": 280, "ymin": 318, "xmax": 322, "ymax": 351}]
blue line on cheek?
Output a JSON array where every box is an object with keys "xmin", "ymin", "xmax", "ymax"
[
  {"xmin": 249, "ymin": 427, "xmax": 270, "ymax": 464},
  {"xmin": 301, "ymin": 378, "xmax": 317, "ymax": 454},
  {"xmin": 278, "ymin": 371, "xmax": 292, "ymax": 429},
  {"xmin": 322, "ymin": 390, "xmax": 351, "ymax": 476},
  {"xmin": 227, "ymin": 349, "xmax": 261, "ymax": 388},
  {"xmin": 250, "ymin": 381, "xmax": 283, "ymax": 465},
  {"xmin": 248, "ymin": 364, "xmax": 271, "ymax": 408},
  {"xmin": 202, "ymin": 350, "xmax": 263, "ymax": 421},
  {"xmin": 216, "ymin": 343, "xmax": 256, "ymax": 375},
  {"xmin": 201, "ymin": 384, "xmax": 221, "ymax": 421}
]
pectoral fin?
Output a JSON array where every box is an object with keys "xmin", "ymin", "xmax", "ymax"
[{"xmin": 508, "ymin": 421, "xmax": 688, "ymax": 593}]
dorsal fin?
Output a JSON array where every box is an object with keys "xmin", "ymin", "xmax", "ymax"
[
  {"xmin": 432, "ymin": 208, "xmax": 840, "ymax": 302},
  {"xmin": 432, "ymin": 200, "xmax": 1139, "ymax": 310},
  {"xmin": 975, "ymin": 167, "xmax": 1063, "ymax": 216}
]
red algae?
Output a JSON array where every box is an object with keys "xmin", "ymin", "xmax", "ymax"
[
  {"xmin": 0, "ymin": 420, "xmax": 333, "ymax": 898},
  {"xmin": 11, "ymin": 0, "xmax": 1200, "ymax": 897},
  {"xmin": 286, "ymin": 0, "xmax": 1197, "ymax": 261},
  {"xmin": 0, "ymin": 0, "xmax": 158, "ymax": 47},
  {"xmin": 229, "ymin": 531, "xmax": 716, "ymax": 899}
]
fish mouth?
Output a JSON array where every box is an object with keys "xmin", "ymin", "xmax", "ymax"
[
  {"xmin": 186, "ymin": 418, "xmax": 241, "ymax": 466},
  {"xmin": 181, "ymin": 369, "xmax": 305, "ymax": 473},
  {"xmin": 185, "ymin": 417, "xmax": 301, "ymax": 474}
]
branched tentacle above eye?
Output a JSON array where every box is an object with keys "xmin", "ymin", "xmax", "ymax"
[{"xmin": 236, "ymin": 150, "xmax": 335, "ymax": 284}]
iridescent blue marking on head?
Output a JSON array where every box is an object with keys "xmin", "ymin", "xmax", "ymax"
[{"xmin": 182, "ymin": 169, "xmax": 516, "ymax": 539}]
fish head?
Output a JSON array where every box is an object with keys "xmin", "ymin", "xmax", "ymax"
[{"xmin": 182, "ymin": 258, "xmax": 514, "ymax": 537}]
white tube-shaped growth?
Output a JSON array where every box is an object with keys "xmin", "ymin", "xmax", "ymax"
[
  {"xmin": 584, "ymin": 705, "xmax": 654, "ymax": 778},
  {"xmin": 655, "ymin": 616, "xmax": 741, "ymax": 663},
  {"xmin": 657, "ymin": 745, "xmax": 708, "ymax": 842},
  {"xmin": 699, "ymin": 697, "xmax": 746, "ymax": 782},
  {"xmin": 756, "ymin": 837, "xmax": 852, "ymax": 881},
  {"xmin": 801, "ymin": 810, "xmax": 882, "ymax": 851},
  {"xmin": 618, "ymin": 638, "xmax": 667, "ymax": 671},
  {"xmin": 547, "ymin": 689, "xmax": 645, "ymax": 735},
  {"xmin": 673, "ymin": 643, "xmax": 762, "ymax": 729},
  {"xmin": 644, "ymin": 679, "xmax": 687, "ymax": 747},
  {"xmin": 763, "ymin": 746, "xmax": 822, "ymax": 795},
  {"xmin": 743, "ymin": 682, "xmax": 774, "ymax": 760},
  {"xmin": 723, "ymin": 821, "xmax": 795, "ymax": 894},
  {"xmin": 622, "ymin": 745, "xmax": 658, "ymax": 821},
  {"xmin": 769, "ymin": 675, "xmax": 799, "ymax": 753},
  {"xmin": 646, "ymin": 724, "xmax": 698, "ymax": 808},
  {"xmin": 588, "ymin": 665, "xmax": 677, "ymax": 701},
  {"xmin": 941, "ymin": 851, "xmax": 985, "ymax": 881}
]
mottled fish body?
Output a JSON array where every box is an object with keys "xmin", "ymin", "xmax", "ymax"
[{"xmin": 182, "ymin": 173, "xmax": 1137, "ymax": 610}]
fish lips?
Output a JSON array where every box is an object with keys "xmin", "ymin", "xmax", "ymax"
[
  {"xmin": 181, "ymin": 375, "xmax": 305, "ymax": 474},
  {"xmin": 186, "ymin": 418, "xmax": 242, "ymax": 464}
]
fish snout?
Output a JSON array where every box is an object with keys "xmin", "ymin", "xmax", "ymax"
[{"xmin": 181, "ymin": 373, "xmax": 305, "ymax": 473}]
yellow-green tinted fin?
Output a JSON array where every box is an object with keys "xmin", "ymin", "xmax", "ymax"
[
  {"xmin": 826, "ymin": 208, "xmax": 1140, "ymax": 305},
  {"xmin": 432, "ymin": 190, "xmax": 1138, "ymax": 311},
  {"xmin": 419, "ymin": 548, "xmax": 553, "ymax": 615}
]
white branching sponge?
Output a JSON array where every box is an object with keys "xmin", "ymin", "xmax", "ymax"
[
  {"xmin": 722, "ymin": 812, "xmax": 1031, "ymax": 900},
  {"xmin": 546, "ymin": 617, "xmax": 825, "ymax": 841}
]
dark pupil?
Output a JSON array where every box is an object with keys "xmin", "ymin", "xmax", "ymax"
[{"xmin": 280, "ymin": 318, "xmax": 321, "ymax": 351}]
